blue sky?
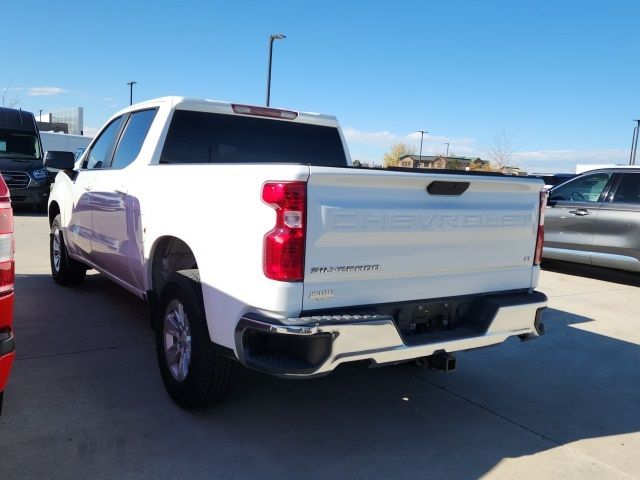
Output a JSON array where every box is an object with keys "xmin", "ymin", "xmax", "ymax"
[{"xmin": 2, "ymin": 0, "xmax": 639, "ymax": 172}]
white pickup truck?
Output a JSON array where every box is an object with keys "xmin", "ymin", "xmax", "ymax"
[{"xmin": 46, "ymin": 97, "xmax": 548, "ymax": 409}]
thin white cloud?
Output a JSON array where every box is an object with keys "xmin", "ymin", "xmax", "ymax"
[
  {"xmin": 514, "ymin": 148, "xmax": 629, "ymax": 173},
  {"xmin": 343, "ymin": 127, "xmax": 477, "ymax": 154},
  {"xmin": 345, "ymin": 127, "xmax": 629, "ymax": 173},
  {"xmin": 26, "ymin": 86, "xmax": 67, "ymax": 96},
  {"xmin": 513, "ymin": 148, "xmax": 627, "ymax": 162},
  {"xmin": 342, "ymin": 128, "xmax": 398, "ymax": 145},
  {"xmin": 405, "ymin": 131, "xmax": 476, "ymax": 146}
]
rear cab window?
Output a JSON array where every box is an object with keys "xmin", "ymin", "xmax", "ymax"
[{"xmin": 159, "ymin": 110, "xmax": 347, "ymax": 167}]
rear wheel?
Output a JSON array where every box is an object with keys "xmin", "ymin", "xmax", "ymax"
[
  {"xmin": 155, "ymin": 270, "xmax": 235, "ymax": 409},
  {"xmin": 50, "ymin": 215, "xmax": 86, "ymax": 286}
]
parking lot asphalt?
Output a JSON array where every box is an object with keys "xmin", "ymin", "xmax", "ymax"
[{"xmin": 1, "ymin": 212, "xmax": 639, "ymax": 480}]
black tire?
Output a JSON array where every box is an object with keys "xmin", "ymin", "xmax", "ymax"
[
  {"xmin": 50, "ymin": 214, "xmax": 86, "ymax": 286},
  {"xmin": 155, "ymin": 269, "xmax": 235, "ymax": 409}
]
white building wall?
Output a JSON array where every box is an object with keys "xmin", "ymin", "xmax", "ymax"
[{"xmin": 41, "ymin": 107, "xmax": 84, "ymax": 135}]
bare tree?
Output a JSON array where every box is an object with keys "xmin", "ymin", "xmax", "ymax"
[
  {"xmin": 1, "ymin": 82, "xmax": 20, "ymax": 108},
  {"xmin": 486, "ymin": 130, "xmax": 515, "ymax": 170},
  {"xmin": 383, "ymin": 143, "xmax": 415, "ymax": 168}
]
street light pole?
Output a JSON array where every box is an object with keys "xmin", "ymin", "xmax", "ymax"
[
  {"xmin": 416, "ymin": 130, "xmax": 428, "ymax": 168},
  {"xmin": 127, "ymin": 81, "xmax": 138, "ymax": 106},
  {"xmin": 266, "ymin": 34, "xmax": 286, "ymax": 107},
  {"xmin": 630, "ymin": 126, "xmax": 638, "ymax": 165},
  {"xmin": 445, "ymin": 142, "xmax": 450, "ymax": 157},
  {"xmin": 630, "ymin": 119, "xmax": 640, "ymax": 165}
]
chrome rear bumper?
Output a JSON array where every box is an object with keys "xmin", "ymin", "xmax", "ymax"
[{"xmin": 235, "ymin": 291, "xmax": 548, "ymax": 377}]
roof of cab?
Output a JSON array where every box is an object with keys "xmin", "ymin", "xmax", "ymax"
[
  {"xmin": 0, "ymin": 107, "xmax": 37, "ymax": 133},
  {"xmin": 113, "ymin": 96, "xmax": 339, "ymax": 127}
]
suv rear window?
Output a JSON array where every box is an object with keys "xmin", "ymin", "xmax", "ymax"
[{"xmin": 159, "ymin": 110, "xmax": 347, "ymax": 167}]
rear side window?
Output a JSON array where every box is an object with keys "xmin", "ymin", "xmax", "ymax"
[
  {"xmin": 612, "ymin": 173, "xmax": 640, "ymax": 205},
  {"xmin": 85, "ymin": 117, "xmax": 124, "ymax": 170},
  {"xmin": 159, "ymin": 110, "xmax": 347, "ymax": 167},
  {"xmin": 111, "ymin": 109, "xmax": 157, "ymax": 169}
]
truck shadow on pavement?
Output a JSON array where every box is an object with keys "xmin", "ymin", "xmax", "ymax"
[
  {"xmin": 2, "ymin": 273, "xmax": 639, "ymax": 479},
  {"xmin": 542, "ymin": 259, "xmax": 640, "ymax": 287},
  {"xmin": 11, "ymin": 208, "xmax": 47, "ymax": 217}
]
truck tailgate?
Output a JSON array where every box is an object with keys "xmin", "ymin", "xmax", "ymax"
[{"xmin": 302, "ymin": 167, "xmax": 542, "ymax": 311}]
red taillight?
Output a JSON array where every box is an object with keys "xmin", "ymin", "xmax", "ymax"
[
  {"xmin": 232, "ymin": 104, "xmax": 298, "ymax": 120},
  {"xmin": 534, "ymin": 190, "xmax": 547, "ymax": 266},
  {"xmin": 262, "ymin": 181, "xmax": 306, "ymax": 281},
  {"xmin": 0, "ymin": 195, "xmax": 14, "ymax": 294}
]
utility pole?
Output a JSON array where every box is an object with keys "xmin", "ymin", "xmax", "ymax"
[
  {"xmin": 266, "ymin": 34, "xmax": 286, "ymax": 106},
  {"xmin": 630, "ymin": 119, "xmax": 640, "ymax": 165},
  {"xmin": 127, "ymin": 81, "xmax": 138, "ymax": 106},
  {"xmin": 416, "ymin": 130, "xmax": 428, "ymax": 168}
]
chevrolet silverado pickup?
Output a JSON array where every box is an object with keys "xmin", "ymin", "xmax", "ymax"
[{"xmin": 46, "ymin": 97, "xmax": 548, "ymax": 409}]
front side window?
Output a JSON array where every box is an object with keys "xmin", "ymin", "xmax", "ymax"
[
  {"xmin": 111, "ymin": 109, "xmax": 157, "ymax": 169},
  {"xmin": 612, "ymin": 173, "xmax": 640, "ymax": 205},
  {"xmin": 84, "ymin": 117, "xmax": 124, "ymax": 170},
  {"xmin": 550, "ymin": 173, "xmax": 612, "ymax": 203}
]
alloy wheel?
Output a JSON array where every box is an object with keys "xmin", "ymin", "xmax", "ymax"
[
  {"xmin": 163, "ymin": 299, "xmax": 192, "ymax": 382},
  {"xmin": 52, "ymin": 228, "xmax": 62, "ymax": 273}
]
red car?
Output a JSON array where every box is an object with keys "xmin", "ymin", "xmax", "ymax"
[{"xmin": 0, "ymin": 174, "xmax": 15, "ymax": 415}]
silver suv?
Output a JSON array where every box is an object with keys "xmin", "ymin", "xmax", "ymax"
[{"xmin": 543, "ymin": 167, "xmax": 640, "ymax": 272}]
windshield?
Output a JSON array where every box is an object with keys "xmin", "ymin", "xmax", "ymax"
[{"xmin": 0, "ymin": 129, "xmax": 42, "ymax": 160}]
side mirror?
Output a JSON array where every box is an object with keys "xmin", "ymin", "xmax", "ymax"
[{"xmin": 44, "ymin": 151, "xmax": 76, "ymax": 170}]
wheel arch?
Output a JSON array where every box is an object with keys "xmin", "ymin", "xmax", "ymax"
[
  {"xmin": 48, "ymin": 200, "xmax": 60, "ymax": 226},
  {"xmin": 148, "ymin": 235, "xmax": 199, "ymax": 297}
]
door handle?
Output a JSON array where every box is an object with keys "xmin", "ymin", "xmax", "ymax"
[{"xmin": 569, "ymin": 209, "xmax": 589, "ymax": 216}]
